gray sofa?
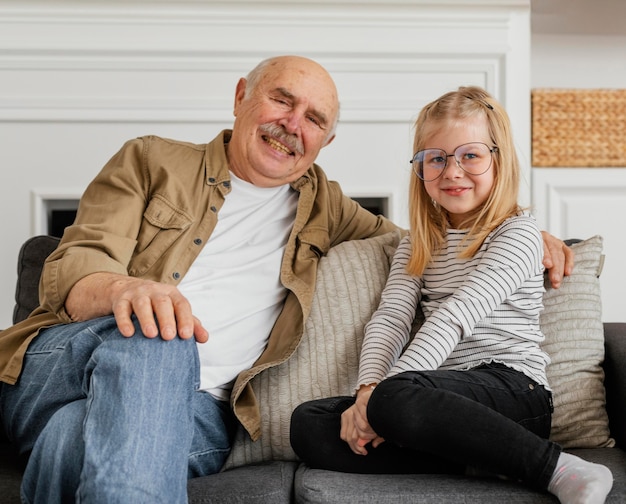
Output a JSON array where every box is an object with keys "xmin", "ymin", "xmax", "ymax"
[{"xmin": 1, "ymin": 234, "xmax": 625, "ymax": 503}]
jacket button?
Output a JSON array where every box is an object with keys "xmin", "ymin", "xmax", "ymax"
[
  {"xmin": 208, "ymin": 177, "xmax": 216, "ymax": 183},
  {"xmin": 210, "ymin": 206, "xmax": 217, "ymax": 213},
  {"xmin": 173, "ymin": 272, "xmax": 181, "ymax": 280},
  {"xmin": 194, "ymin": 238, "xmax": 202, "ymax": 245},
  {"xmin": 223, "ymin": 181, "xmax": 231, "ymax": 188},
  {"xmin": 528, "ymin": 383, "xmax": 535, "ymax": 390}
]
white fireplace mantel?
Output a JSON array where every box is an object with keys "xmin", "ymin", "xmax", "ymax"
[{"xmin": 0, "ymin": 0, "xmax": 531, "ymax": 327}]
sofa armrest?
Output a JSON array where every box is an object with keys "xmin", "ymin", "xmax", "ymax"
[{"xmin": 603, "ymin": 322, "xmax": 626, "ymax": 448}]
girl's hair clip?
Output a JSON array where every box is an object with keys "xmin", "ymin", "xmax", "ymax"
[{"xmin": 464, "ymin": 95, "xmax": 494, "ymax": 110}]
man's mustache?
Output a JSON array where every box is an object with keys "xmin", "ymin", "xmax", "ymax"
[{"xmin": 259, "ymin": 123, "xmax": 304, "ymax": 156}]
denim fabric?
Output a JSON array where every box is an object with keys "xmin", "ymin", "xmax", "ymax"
[
  {"xmin": 291, "ymin": 364, "xmax": 561, "ymax": 490},
  {"xmin": 0, "ymin": 315, "xmax": 237, "ymax": 504}
]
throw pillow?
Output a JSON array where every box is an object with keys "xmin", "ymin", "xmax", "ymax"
[{"xmin": 540, "ymin": 235, "xmax": 614, "ymax": 448}]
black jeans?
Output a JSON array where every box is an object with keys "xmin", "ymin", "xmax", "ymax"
[{"xmin": 290, "ymin": 364, "xmax": 561, "ymax": 490}]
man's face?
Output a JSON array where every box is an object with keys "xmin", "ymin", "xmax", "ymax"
[{"xmin": 228, "ymin": 56, "xmax": 339, "ymax": 187}]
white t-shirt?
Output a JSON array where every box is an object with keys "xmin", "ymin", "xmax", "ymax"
[{"xmin": 177, "ymin": 172, "xmax": 298, "ymax": 400}]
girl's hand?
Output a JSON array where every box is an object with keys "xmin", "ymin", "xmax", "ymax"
[{"xmin": 340, "ymin": 385, "xmax": 385, "ymax": 455}]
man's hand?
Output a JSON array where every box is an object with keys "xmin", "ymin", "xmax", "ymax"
[
  {"xmin": 65, "ymin": 272, "xmax": 209, "ymax": 343},
  {"xmin": 340, "ymin": 385, "xmax": 384, "ymax": 455},
  {"xmin": 541, "ymin": 231, "xmax": 575, "ymax": 289}
]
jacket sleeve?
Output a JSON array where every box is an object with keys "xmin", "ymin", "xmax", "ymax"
[{"xmin": 39, "ymin": 138, "xmax": 148, "ymax": 319}]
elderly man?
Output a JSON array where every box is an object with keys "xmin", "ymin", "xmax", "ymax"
[{"xmin": 0, "ymin": 55, "xmax": 572, "ymax": 504}]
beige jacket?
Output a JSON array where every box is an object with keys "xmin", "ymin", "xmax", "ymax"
[{"xmin": 0, "ymin": 130, "xmax": 398, "ymax": 439}]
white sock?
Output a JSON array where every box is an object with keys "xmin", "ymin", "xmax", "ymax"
[{"xmin": 547, "ymin": 452, "xmax": 613, "ymax": 504}]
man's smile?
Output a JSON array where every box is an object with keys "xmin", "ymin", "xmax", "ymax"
[{"xmin": 263, "ymin": 135, "xmax": 295, "ymax": 156}]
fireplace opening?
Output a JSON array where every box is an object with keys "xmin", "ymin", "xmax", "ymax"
[
  {"xmin": 353, "ymin": 197, "xmax": 388, "ymax": 218},
  {"xmin": 49, "ymin": 209, "xmax": 78, "ymax": 238}
]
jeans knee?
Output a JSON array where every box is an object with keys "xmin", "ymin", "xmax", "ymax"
[
  {"xmin": 290, "ymin": 397, "xmax": 354, "ymax": 461},
  {"xmin": 89, "ymin": 326, "xmax": 200, "ymax": 383},
  {"xmin": 367, "ymin": 377, "xmax": 439, "ymax": 441}
]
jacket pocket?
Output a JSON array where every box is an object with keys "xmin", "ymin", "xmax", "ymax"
[{"xmin": 129, "ymin": 195, "xmax": 192, "ymax": 276}]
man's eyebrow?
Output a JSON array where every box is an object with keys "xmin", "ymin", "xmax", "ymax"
[{"xmin": 274, "ymin": 87, "xmax": 329, "ymax": 128}]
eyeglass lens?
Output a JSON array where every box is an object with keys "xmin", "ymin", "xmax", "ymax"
[{"xmin": 412, "ymin": 142, "xmax": 494, "ymax": 181}]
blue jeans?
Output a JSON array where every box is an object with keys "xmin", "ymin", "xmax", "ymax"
[
  {"xmin": 291, "ymin": 363, "xmax": 561, "ymax": 490},
  {"xmin": 0, "ymin": 315, "xmax": 237, "ymax": 504}
]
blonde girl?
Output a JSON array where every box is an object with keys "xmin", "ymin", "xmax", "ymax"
[{"xmin": 291, "ymin": 86, "xmax": 612, "ymax": 504}]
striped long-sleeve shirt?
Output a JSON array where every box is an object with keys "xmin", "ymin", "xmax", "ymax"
[{"xmin": 357, "ymin": 213, "xmax": 551, "ymax": 389}]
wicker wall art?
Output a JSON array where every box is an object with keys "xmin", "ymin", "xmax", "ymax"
[{"xmin": 532, "ymin": 89, "xmax": 626, "ymax": 167}]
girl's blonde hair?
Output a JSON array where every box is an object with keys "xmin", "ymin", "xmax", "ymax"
[{"xmin": 407, "ymin": 86, "xmax": 521, "ymax": 275}]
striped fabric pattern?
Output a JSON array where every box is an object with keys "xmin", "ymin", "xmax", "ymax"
[{"xmin": 358, "ymin": 214, "xmax": 551, "ymax": 389}]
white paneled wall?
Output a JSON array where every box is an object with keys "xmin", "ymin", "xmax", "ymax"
[
  {"xmin": 532, "ymin": 168, "xmax": 626, "ymax": 322},
  {"xmin": 0, "ymin": 0, "xmax": 531, "ymax": 327}
]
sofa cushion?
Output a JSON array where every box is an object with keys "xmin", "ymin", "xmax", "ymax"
[
  {"xmin": 294, "ymin": 447, "xmax": 626, "ymax": 504},
  {"xmin": 188, "ymin": 461, "xmax": 298, "ymax": 504},
  {"xmin": 13, "ymin": 235, "xmax": 60, "ymax": 324},
  {"xmin": 541, "ymin": 235, "xmax": 613, "ymax": 448}
]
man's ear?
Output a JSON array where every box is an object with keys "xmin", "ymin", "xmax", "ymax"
[
  {"xmin": 323, "ymin": 133, "xmax": 336, "ymax": 147},
  {"xmin": 233, "ymin": 78, "xmax": 247, "ymax": 116}
]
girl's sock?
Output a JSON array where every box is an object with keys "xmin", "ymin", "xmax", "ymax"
[{"xmin": 547, "ymin": 452, "xmax": 613, "ymax": 504}]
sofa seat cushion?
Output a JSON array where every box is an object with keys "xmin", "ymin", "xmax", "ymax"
[
  {"xmin": 187, "ymin": 461, "xmax": 298, "ymax": 504},
  {"xmin": 294, "ymin": 448, "xmax": 626, "ymax": 504}
]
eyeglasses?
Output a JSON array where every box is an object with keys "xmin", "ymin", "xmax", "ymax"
[{"xmin": 410, "ymin": 142, "xmax": 498, "ymax": 181}]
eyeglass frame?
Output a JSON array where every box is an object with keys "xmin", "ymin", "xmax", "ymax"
[{"xmin": 410, "ymin": 142, "xmax": 499, "ymax": 181}]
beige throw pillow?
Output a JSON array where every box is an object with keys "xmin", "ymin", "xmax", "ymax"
[{"xmin": 540, "ymin": 235, "xmax": 614, "ymax": 448}]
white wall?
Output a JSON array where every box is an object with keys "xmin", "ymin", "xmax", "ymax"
[
  {"xmin": 530, "ymin": 25, "xmax": 626, "ymax": 322},
  {"xmin": 531, "ymin": 34, "xmax": 626, "ymax": 88},
  {"xmin": 0, "ymin": 0, "xmax": 532, "ymax": 328}
]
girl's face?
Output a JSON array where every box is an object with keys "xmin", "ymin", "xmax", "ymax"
[{"xmin": 422, "ymin": 115, "xmax": 495, "ymax": 228}]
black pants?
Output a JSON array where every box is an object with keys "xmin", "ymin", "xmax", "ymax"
[{"xmin": 290, "ymin": 364, "xmax": 561, "ymax": 490}]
